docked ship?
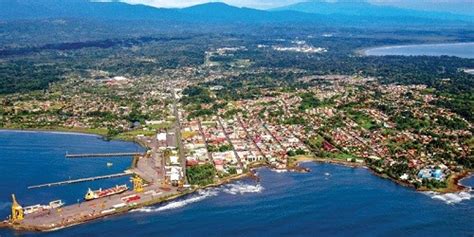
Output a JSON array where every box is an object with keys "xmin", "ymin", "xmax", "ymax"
[{"xmin": 84, "ymin": 184, "xmax": 128, "ymax": 201}]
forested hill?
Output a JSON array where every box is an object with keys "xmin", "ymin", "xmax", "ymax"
[
  {"xmin": 1, "ymin": 0, "xmax": 472, "ymax": 27},
  {"xmin": 0, "ymin": 1, "xmax": 473, "ymax": 122},
  {"xmin": 272, "ymin": 1, "xmax": 474, "ymax": 22}
]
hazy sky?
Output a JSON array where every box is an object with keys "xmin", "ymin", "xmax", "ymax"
[{"xmin": 121, "ymin": 0, "xmax": 474, "ymax": 14}]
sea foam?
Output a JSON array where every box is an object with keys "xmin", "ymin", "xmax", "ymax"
[
  {"xmin": 221, "ymin": 182, "xmax": 263, "ymax": 195},
  {"xmin": 133, "ymin": 182, "xmax": 263, "ymax": 213},
  {"xmin": 270, "ymin": 169, "xmax": 287, "ymax": 173},
  {"xmin": 424, "ymin": 189, "xmax": 472, "ymax": 205},
  {"xmin": 133, "ymin": 189, "xmax": 219, "ymax": 213}
]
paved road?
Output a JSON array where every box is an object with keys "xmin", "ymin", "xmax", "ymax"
[
  {"xmin": 236, "ymin": 116, "xmax": 266, "ymax": 159},
  {"xmin": 14, "ymin": 89, "xmax": 186, "ymax": 230},
  {"xmin": 172, "ymin": 89, "xmax": 188, "ymax": 184},
  {"xmin": 197, "ymin": 119, "xmax": 213, "ymax": 161},
  {"xmin": 217, "ymin": 117, "xmax": 243, "ymax": 169}
]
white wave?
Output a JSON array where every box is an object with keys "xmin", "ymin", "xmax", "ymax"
[
  {"xmin": 424, "ymin": 191, "xmax": 472, "ymax": 205},
  {"xmin": 133, "ymin": 182, "xmax": 263, "ymax": 213},
  {"xmin": 133, "ymin": 189, "xmax": 218, "ymax": 213},
  {"xmin": 221, "ymin": 182, "xmax": 263, "ymax": 195}
]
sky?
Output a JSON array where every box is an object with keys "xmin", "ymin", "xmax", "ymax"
[{"xmin": 120, "ymin": 0, "xmax": 474, "ymax": 15}]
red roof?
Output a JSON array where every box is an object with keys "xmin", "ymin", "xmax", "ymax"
[
  {"xmin": 323, "ymin": 141, "xmax": 336, "ymax": 151},
  {"xmin": 186, "ymin": 160, "xmax": 199, "ymax": 166},
  {"xmin": 214, "ymin": 159, "xmax": 224, "ymax": 165}
]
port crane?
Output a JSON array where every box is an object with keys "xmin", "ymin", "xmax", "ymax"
[
  {"xmin": 131, "ymin": 176, "xmax": 144, "ymax": 192},
  {"xmin": 10, "ymin": 194, "xmax": 24, "ymax": 222}
]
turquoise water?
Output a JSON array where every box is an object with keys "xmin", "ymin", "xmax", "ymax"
[
  {"xmin": 0, "ymin": 131, "xmax": 473, "ymax": 236},
  {"xmin": 364, "ymin": 42, "xmax": 474, "ymax": 58}
]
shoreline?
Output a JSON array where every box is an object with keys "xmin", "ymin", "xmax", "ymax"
[
  {"xmin": 2, "ymin": 156, "xmax": 472, "ymax": 233},
  {"xmin": 0, "ymin": 127, "xmax": 106, "ymax": 137},
  {"xmin": 3, "ymin": 126, "xmax": 471, "ymax": 192},
  {"xmin": 3, "ymin": 127, "xmax": 469, "ymax": 194},
  {"xmin": 4, "ymin": 171, "xmax": 255, "ymax": 233},
  {"xmin": 6, "ymin": 190, "xmax": 194, "ymax": 233},
  {"xmin": 1, "ymin": 130, "xmax": 472, "ymax": 233},
  {"xmin": 291, "ymin": 156, "xmax": 472, "ymax": 194},
  {"xmin": 0, "ymin": 127, "xmax": 255, "ymax": 233},
  {"xmin": 0, "ymin": 127, "xmax": 143, "ymax": 144},
  {"xmin": 356, "ymin": 41, "xmax": 474, "ymax": 57}
]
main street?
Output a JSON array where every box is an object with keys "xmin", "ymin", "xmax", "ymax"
[{"xmin": 172, "ymin": 88, "xmax": 188, "ymax": 184}]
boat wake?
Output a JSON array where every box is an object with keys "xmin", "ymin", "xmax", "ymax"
[
  {"xmin": 424, "ymin": 189, "xmax": 472, "ymax": 205},
  {"xmin": 133, "ymin": 182, "xmax": 263, "ymax": 213}
]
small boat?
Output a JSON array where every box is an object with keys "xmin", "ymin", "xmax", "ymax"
[
  {"xmin": 84, "ymin": 185, "xmax": 128, "ymax": 201},
  {"xmin": 107, "ymin": 162, "xmax": 113, "ymax": 167}
]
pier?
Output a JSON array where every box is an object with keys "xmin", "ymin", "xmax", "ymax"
[
  {"xmin": 28, "ymin": 172, "xmax": 131, "ymax": 189},
  {"xmin": 0, "ymin": 88, "xmax": 245, "ymax": 233},
  {"xmin": 65, "ymin": 152, "xmax": 143, "ymax": 158}
]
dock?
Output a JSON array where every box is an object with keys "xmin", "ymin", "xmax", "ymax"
[
  {"xmin": 28, "ymin": 172, "xmax": 131, "ymax": 189},
  {"xmin": 65, "ymin": 152, "xmax": 143, "ymax": 158},
  {"xmin": 0, "ymin": 88, "xmax": 248, "ymax": 233}
]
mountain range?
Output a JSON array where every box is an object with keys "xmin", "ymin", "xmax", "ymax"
[
  {"xmin": 273, "ymin": 1, "xmax": 472, "ymax": 21},
  {"xmin": 0, "ymin": 0, "xmax": 472, "ymax": 26}
]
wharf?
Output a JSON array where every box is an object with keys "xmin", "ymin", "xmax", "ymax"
[
  {"xmin": 2, "ymin": 90, "xmax": 239, "ymax": 233},
  {"xmin": 28, "ymin": 172, "xmax": 131, "ymax": 189},
  {"xmin": 8, "ymin": 184, "xmax": 181, "ymax": 232},
  {"xmin": 2, "ymin": 91, "xmax": 190, "ymax": 232},
  {"xmin": 65, "ymin": 152, "xmax": 143, "ymax": 158},
  {"xmin": 6, "ymin": 148, "xmax": 182, "ymax": 232}
]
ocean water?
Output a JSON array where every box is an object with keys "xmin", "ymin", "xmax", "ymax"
[
  {"xmin": 0, "ymin": 131, "xmax": 473, "ymax": 236},
  {"xmin": 364, "ymin": 42, "xmax": 474, "ymax": 58},
  {"xmin": 0, "ymin": 131, "xmax": 143, "ymax": 221}
]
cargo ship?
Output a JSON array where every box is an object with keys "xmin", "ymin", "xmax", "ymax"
[{"xmin": 84, "ymin": 184, "xmax": 128, "ymax": 201}]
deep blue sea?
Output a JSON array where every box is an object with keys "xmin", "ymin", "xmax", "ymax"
[
  {"xmin": 0, "ymin": 130, "xmax": 473, "ymax": 237},
  {"xmin": 364, "ymin": 42, "xmax": 474, "ymax": 58}
]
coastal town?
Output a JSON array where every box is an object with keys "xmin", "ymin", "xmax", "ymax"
[
  {"xmin": 1, "ymin": 63, "xmax": 471, "ymax": 189},
  {"xmin": 2, "ymin": 0, "xmax": 474, "ymax": 235},
  {"xmin": 0, "ymin": 44, "xmax": 473, "ymax": 232}
]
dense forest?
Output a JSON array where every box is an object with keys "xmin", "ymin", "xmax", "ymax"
[{"xmin": 0, "ymin": 20, "xmax": 473, "ymax": 121}]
